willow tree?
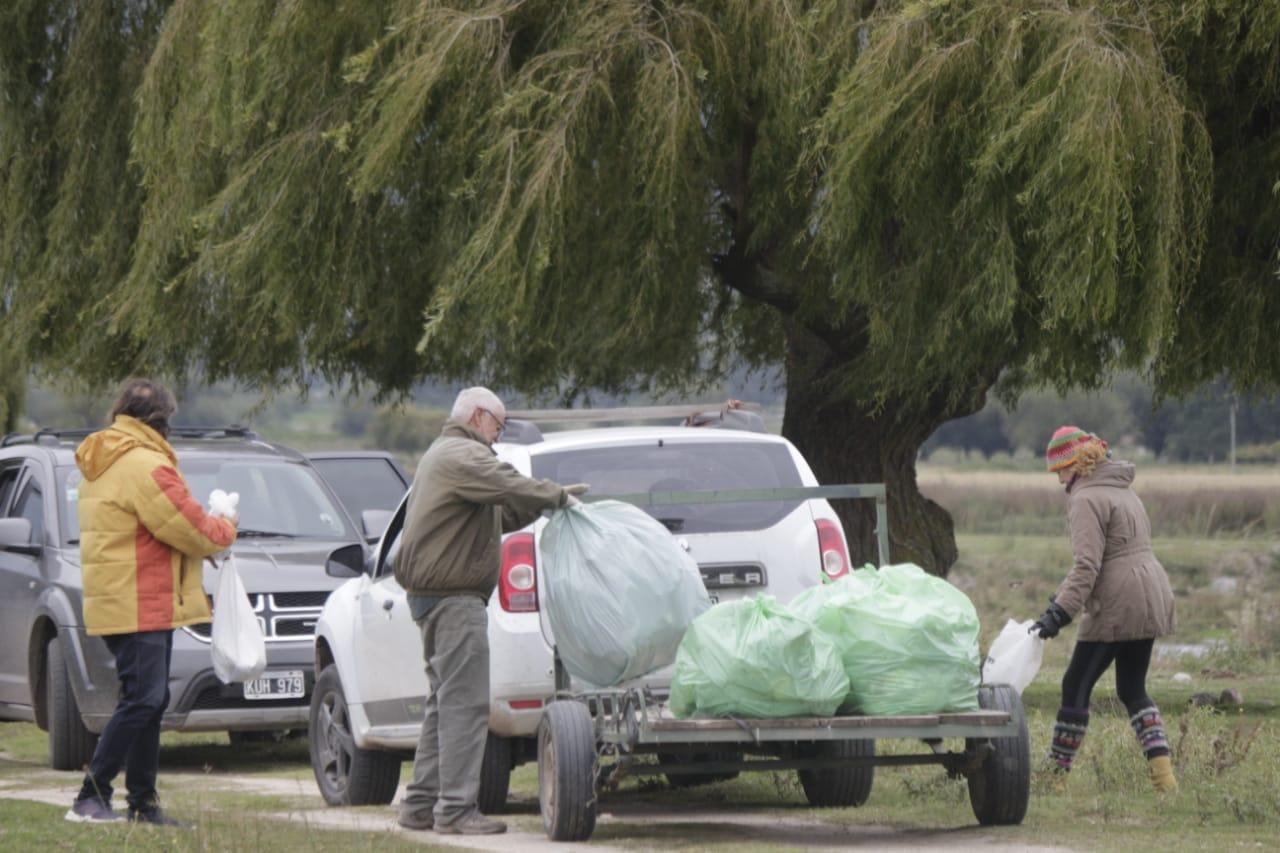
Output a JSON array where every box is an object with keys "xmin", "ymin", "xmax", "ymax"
[{"xmin": 3, "ymin": 2, "xmax": 1278, "ymax": 574}]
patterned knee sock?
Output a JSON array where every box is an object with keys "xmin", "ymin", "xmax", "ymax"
[
  {"xmin": 1129, "ymin": 705, "xmax": 1171, "ymax": 758},
  {"xmin": 1050, "ymin": 707, "xmax": 1090, "ymax": 771}
]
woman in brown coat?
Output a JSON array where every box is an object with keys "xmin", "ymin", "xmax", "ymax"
[{"xmin": 1031, "ymin": 426, "xmax": 1178, "ymax": 792}]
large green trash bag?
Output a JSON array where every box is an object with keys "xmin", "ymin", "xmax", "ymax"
[
  {"xmin": 669, "ymin": 595, "xmax": 850, "ymax": 719},
  {"xmin": 792, "ymin": 564, "xmax": 980, "ymax": 716},
  {"xmin": 541, "ymin": 500, "xmax": 712, "ymax": 687}
]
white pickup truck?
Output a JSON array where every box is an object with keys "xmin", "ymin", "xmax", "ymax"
[{"xmin": 307, "ymin": 411, "xmax": 853, "ymax": 810}]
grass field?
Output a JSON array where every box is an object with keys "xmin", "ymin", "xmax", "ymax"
[
  {"xmin": 2, "ymin": 466, "xmax": 1277, "ymax": 850},
  {"xmin": 920, "ymin": 463, "xmax": 1280, "ymax": 538}
]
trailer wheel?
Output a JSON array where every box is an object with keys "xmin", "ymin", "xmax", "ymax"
[
  {"xmin": 478, "ymin": 731, "xmax": 512, "ymax": 814},
  {"xmin": 797, "ymin": 738, "xmax": 875, "ymax": 807},
  {"xmin": 538, "ymin": 701, "xmax": 596, "ymax": 842},
  {"xmin": 967, "ymin": 684, "xmax": 1030, "ymax": 825}
]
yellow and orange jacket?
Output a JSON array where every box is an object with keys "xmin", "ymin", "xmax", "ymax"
[{"xmin": 76, "ymin": 415, "xmax": 237, "ymax": 636}]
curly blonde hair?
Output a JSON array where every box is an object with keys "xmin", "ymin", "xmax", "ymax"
[{"xmin": 1068, "ymin": 440, "xmax": 1109, "ymax": 478}]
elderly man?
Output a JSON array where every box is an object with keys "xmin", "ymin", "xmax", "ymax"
[
  {"xmin": 67, "ymin": 379, "xmax": 237, "ymax": 824},
  {"xmin": 395, "ymin": 387, "xmax": 587, "ymax": 835}
]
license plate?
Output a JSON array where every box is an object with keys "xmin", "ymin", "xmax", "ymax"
[{"xmin": 243, "ymin": 670, "xmax": 305, "ymax": 700}]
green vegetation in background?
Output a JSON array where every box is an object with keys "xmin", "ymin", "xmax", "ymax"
[
  {"xmin": 925, "ymin": 375, "xmax": 1280, "ymax": 464},
  {"xmin": 923, "ymin": 468, "xmax": 1280, "ymax": 538},
  {"xmin": 5, "ymin": 1, "xmax": 1279, "ymax": 580},
  {"xmin": 2, "ymin": 518, "xmax": 1278, "ymax": 850}
]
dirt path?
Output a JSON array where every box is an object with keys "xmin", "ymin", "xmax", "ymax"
[{"xmin": 0, "ymin": 767, "xmax": 1068, "ymax": 852}]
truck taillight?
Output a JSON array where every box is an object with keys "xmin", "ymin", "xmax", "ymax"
[
  {"xmin": 815, "ymin": 519, "xmax": 850, "ymax": 581},
  {"xmin": 499, "ymin": 532, "xmax": 538, "ymax": 612}
]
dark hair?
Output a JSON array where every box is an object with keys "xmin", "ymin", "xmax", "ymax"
[{"xmin": 108, "ymin": 378, "xmax": 177, "ymax": 439}]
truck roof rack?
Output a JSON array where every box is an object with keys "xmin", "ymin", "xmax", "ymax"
[
  {"xmin": 1, "ymin": 425, "xmax": 259, "ymax": 447},
  {"xmin": 502, "ymin": 403, "xmax": 767, "ymax": 442}
]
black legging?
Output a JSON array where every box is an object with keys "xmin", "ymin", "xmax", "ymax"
[{"xmin": 1061, "ymin": 638, "xmax": 1155, "ymax": 713}]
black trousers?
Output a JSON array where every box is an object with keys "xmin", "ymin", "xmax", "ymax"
[
  {"xmin": 1060, "ymin": 637, "xmax": 1155, "ymax": 713},
  {"xmin": 78, "ymin": 630, "xmax": 173, "ymax": 809}
]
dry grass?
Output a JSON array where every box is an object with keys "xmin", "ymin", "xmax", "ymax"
[{"xmin": 919, "ymin": 465, "xmax": 1280, "ymax": 537}]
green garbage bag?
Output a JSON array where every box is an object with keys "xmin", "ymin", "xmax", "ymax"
[
  {"xmin": 669, "ymin": 595, "xmax": 849, "ymax": 719},
  {"xmin": 792, "ymin": 563, "xmax": 980, "ymax": 716},
  {"xmin": 541, "ymin": 501, "xmax": 712, "ymax": 686}
]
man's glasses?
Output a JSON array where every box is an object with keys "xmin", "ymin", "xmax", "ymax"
[{"xmin": 482, "ymin": 409, "xmax": 506, "ymax": 439}]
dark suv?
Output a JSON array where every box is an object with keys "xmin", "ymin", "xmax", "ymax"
[{"xmin": 0, "ymin": 426, "xmax": 408, "ymax": 769}]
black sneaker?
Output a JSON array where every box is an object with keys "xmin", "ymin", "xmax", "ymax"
[
  {"xmin": 128, "ymin": 805, "xmax": 184, "ymax": 827},
  {"xmin": 64, "ymin": 797, "xmax": 123, "ymax": 823}
]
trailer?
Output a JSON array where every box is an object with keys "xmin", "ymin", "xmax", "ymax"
[
  {"xmin": 534, "ymin": 482, "xmax": 1031, "ymax": 842},
  {"xmin": 535, "ymin": 681, "xmax": 1029, "ymax": 841}
]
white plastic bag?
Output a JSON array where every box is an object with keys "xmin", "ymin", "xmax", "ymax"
[
  {"xmin": 981, "ymin": 618, "xmax": 1045, "ymax": 694},
  {"xmin": 211, "ymin": 554, "xmax": 267, "ymax": 684},
  {"xmin": 541, "ymin": 500, "xmax": 712, "ymax": 686}
]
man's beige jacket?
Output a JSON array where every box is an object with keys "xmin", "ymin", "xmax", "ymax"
[{"xmin": 394, "ymin": 419, "xmax": 568, "ymax": 599}]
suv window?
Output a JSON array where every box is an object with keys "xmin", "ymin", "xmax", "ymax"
[
  {"xmin": 59, "ymin": 458, "xmax": 357, "ymax": 542},
  {"xmin": 183, "ymin": 458, "xmax": 357, "ymax": 540},
  {"xmin": 12, "ymin": 480, "xmax": 44, "ymax": 544},
  {"xmin": 0, "ymin": 464, "xmax": 20, "ymax": 514},
  {"xmin": 56, "ymin": 467, "xmax": 82, "ymax": 544},
  {"xmin": 531, "ymin": 441, "xmax": 804, "ymax": 533},
  {"xmin": 309, "ymin": 457, "xmax": 409, "ymax": 523}
]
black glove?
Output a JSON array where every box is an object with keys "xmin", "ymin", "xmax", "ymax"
[{"xmin": 1031, "ymin": 599, "xmax": 1072, "ymax": 639}]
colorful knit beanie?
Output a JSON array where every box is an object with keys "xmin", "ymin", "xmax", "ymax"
[{"xmin": 1045, "ymin": 426, "xmax": 1107, "ymax": 472}]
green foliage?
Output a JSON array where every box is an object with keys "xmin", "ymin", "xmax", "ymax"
[
  {"xmin": 812, "ymin": 2, "xmax": 1209, "ymax": 407},
  {"xmin": 332, "ymin": 403, "xmax": 375, "ymax": 438},
  {"xmin": 3, "ymin": 1, "xmax": 1279, "ymax": 575},
  {"xmin": 367, "ymin": 405, "xmax": 447, "ymax": 454},
  {"xmin": 1236, "ymin": 442, "xmax": 1280, "ymax": 464},
  {"xmin": 926, "ymin": 373, "xmax": 1280, "ymax": 462},
  {"xmin": 4, "ymin": 0, "xmax": 1275, "ymax": 407}
]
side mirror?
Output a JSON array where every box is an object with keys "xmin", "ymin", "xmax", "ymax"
[
  {"xmin": 0, "ymin": 518, "xmax": 40, "ymax": 556},
  {"xmin": 325, "ymin": 543, "xmax": 366, "ymax": 579},
  {"xmin": 360, "ymin": 509, "xmax": 394, "ymax": 543}
]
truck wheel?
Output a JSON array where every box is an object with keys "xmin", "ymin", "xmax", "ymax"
[
  {"xmin": 659, "ymin": 750, "xmax": 742, "ymax": 788},
  {"xmin": 478, "ymin": 731, "xmax": 512, "ymax": 814},
  {"xmin": 309, "ymin": 664, "xmax": 401, "ymax": 806},
  {"xmin": 47, "ymin": 637, "xmax": 98, "ymax": 771},
  {"xmin": 797, "ymin": 738, "xmax": 875, "ymax": 807},
  {"xmin": 967, "ymin": 684, "xmax": 1030, "ymax": 825},
  {"xmin": 538, "ymin": 701, "xmax": 596, "ymax": 841}
]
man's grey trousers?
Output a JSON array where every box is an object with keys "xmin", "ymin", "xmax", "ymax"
[{"xmin": 401, "ymin": 596, "xmax": 490, "ymax": 826}]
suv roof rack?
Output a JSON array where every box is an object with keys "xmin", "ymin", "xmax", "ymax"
[
  {"xmin": 503, "ymin": 403, "xmax": 767, "ymax": 441},
  {"xmin": 1, "ymin": 425, "xmax": 259, "ymax": 447},
  {"xmin": 167, "ymin": 425, "xmax": 260, "ymax": 440}
]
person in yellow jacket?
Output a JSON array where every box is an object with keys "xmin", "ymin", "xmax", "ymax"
[{"xmin": 65, "ymin": 379, "xmax": 237, "ymax": 825}]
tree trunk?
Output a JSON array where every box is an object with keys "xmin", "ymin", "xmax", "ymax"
[{"xmin": 781, "ymin": 325, "xmax": 985, "ymax": 578}]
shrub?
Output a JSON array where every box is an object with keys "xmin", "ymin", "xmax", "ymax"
[{"xmin": 367, "ymin": 406, "xmax": 446, "ymax": 454}]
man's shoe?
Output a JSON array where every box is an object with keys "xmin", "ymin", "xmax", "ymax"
[
  {"xmin": 64, "ymin": 797, "xmax": 123, "ymax": 823},
  {"xmin": 434, "ymin": 813, "xmax": 507, "ymax": 835},
  {"xmin": 397, "ymin": 806, "xmax": 434, "ymax": 831},
  {"xmin": 127, "ymin": 805, "xmax": 184, "ymax": 827}
]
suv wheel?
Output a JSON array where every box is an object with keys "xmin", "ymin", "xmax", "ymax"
[
  {"xmin": 47, "ymin": 636, "xmax": 98, "ymax": 771},
  {"xmin": 309, "ymin": 664, "xmax": 401, "ymax": 805}
]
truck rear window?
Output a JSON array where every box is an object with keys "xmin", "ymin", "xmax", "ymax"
[{"xmin": 531, "ymin": 441, "xmax": 804, "ymax": 533}]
